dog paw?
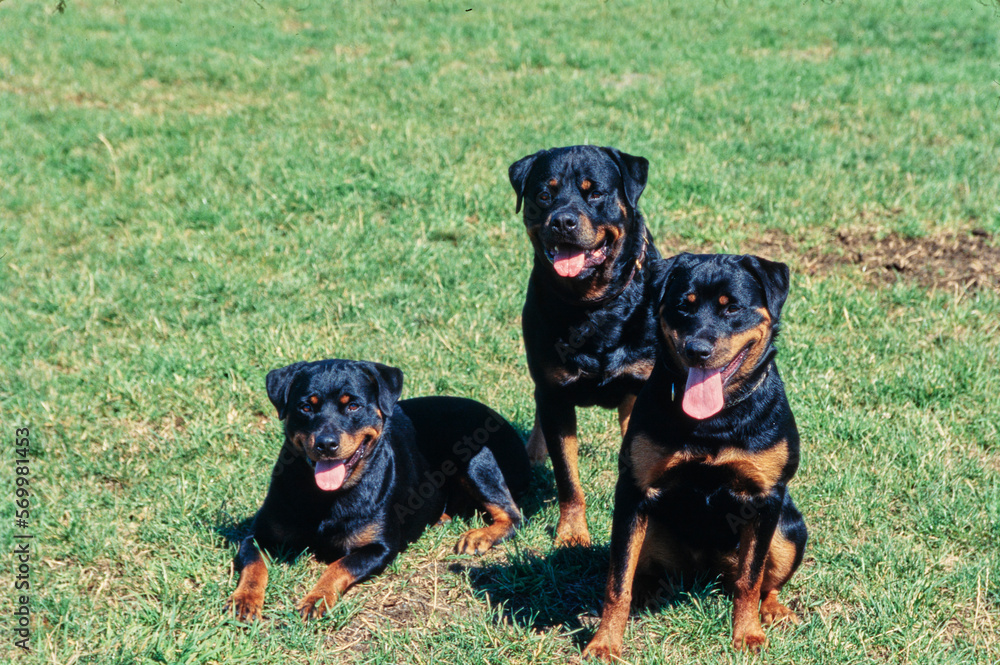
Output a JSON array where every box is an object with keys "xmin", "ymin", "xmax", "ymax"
[
  {"xmin": 296, "ymin": 592, "xmax": 335, "ymax": 620},
  {"xmin": 454, "ymin": 528, "xmax": 497, "ymax": 555},
  {"xmin": 582, "ymin": 638, "xmax": 622, "ymax": 661},
  {"xmin": 760, "ymin": 601, "xmax": 799, "ymax": 627},
  {"xmin": 226, "ymin": 592, "xmax": 263, "ymax": 622},
  {"xmin": 554, "ymin": 518, "xmax": 591, "ymax": 548},
  {"xmin": 732, "ymin": 630, "xmax": 768, "ymax": 652}
]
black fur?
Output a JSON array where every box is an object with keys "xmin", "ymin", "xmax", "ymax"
[
  {"xmin": 229, "ymin": 359, "xmax": 528, "ymax": 620},
  {"xmin": 508, "ymin": 144, "xmax": 662, "ymax": 545},
  {"xmin": 585, "ymin": 254, "xmax": 808, "ymax": 659}
]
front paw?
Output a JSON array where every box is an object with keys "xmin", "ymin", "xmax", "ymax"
[
  {"xmin": 555, "ymin": 514, "xmax": 591, "ymax": 548},
  {"xmin": 582, "ymin": 637, "xmax": 622, "ymax": 661},
  {"xmin": 455, "ymin": 527, "xmax": 498, "ymax": 555},
  {"xmin": 296, "ymin": 591, "xmax": 336, "ymax": 620},
  {"xmin": 732, "ymin": 629, "xmax": 768, "ymax": 652},
  {"xmin": 226, "ymin": 591, "xmax": 263, "ymax": 622}
]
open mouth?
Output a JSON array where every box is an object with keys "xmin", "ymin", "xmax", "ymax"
[
  {"xmin": 680, "ymin": 343, "xmax": 751, "ymax": 420},
  {"xmin": 311, "ymin": 439, "xmax": 369, "ymax": 492},
  {"xmin": 545, "ymin": 241, "xmax": 608, "ymax": 278}
]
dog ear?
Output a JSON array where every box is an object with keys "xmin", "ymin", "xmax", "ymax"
[
  {"xmin": 657, "ymin": 252, "xmax": 697, "ymax": 299},
  {"xmin": 508, "ymin": 150, "xmax": 545, "ymax": 214},
  {"xmin": 266, "ymin": 361, "xmax": 310, "ymax": 420},
  {"xmin": 739, "ymin": 255, "xmax": 790, "ymax": 321},
  {"xmin": 365, "ymin": 362, "xmax": 404, "ymax": 417},
  {"xmin": 600, "ymin": 147, "xmax": 648, "ymax": 211}
]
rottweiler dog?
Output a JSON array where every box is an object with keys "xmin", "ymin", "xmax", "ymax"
[
  {"xmin": 508, "ymin": 145, "xmax": 663, "ymax": 547},
  {"xmin": 584, "ymin": 253, "xmax": 808, "ymax": 660},
  {"xmin": 226, "ymin": 359, "xmax": 529, "ymax": 621}
]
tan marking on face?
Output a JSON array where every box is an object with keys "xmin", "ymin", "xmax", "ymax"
[
  {"xmin": 309, "ymin": 395, "xmax": 319, "ymax": 406},
  {"xmin": 338, "ymin": 394, "xmax": 350, "ymax": 405},
  {"xmin": 580, "ymin": 179, "xmax": 592, "ymax": 191},
  {"xmin": 617, "ymin": 200, "xmax": 628, "ymax": 218},
  {"xmin": 719, "ymin": 295, "xmax": 730, "ymax": 306},
  {"xmin": 337, "ymin": 426, "xmax": 381, "ymax": 459},
  {"xmin": 290, "ymin": 431, "xmax": 313, "ymax": 452},
  {"xmin": 719, "ymin": 307, "xmax": 773, "ymax": 391},
  {"xmin": 548, "ymin": 178, "xmax": 558, "ymax": 187},
  {"xmin": 659, "ymin": 316, "xmax": 685, "ymax": 365},
  {"xmin": 686, "ymin": 293, "xmax": 697, "ymax": 303}
]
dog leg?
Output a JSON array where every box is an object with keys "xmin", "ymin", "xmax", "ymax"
[
  {"xmin": 583, "ymin": 476, "xmax": 648, "ymax": 660},
  {"xmin": 537, "ymin": 394, "xmax": 589, "ymax": 546},
  {"xmin": 226, "ymin": 537, "xmax": 269, "ymax": 622}
]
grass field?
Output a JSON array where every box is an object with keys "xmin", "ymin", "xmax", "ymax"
[{"xmin": 2, "ymin": 0, "xmax": 999, "ymax": 663}]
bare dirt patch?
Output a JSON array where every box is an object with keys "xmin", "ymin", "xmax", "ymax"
[{"xmin": 663, "ymin": 229, "xmax": 1000, "ymax": 293}]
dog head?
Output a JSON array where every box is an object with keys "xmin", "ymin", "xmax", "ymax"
[
  {"xmin": 265, "ymin": 359, "xmax": 403, "ymax": 492},
  {"xmin": 508, "ymin": 145, "xmax": 648, "ymax": 284},
  {"xmin": 657, "ymin": 253, "xmax": 789, "ymax": 420}
]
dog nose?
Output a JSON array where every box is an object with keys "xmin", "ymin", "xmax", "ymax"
[
  {"xmin": 550, "ymin": 212, "xmax": 578, "ymax": 234},
  {"xmin": 314, "ymin": 434, "xmax": 340, "ymax": 456},
  {"xmin": 684, "ymin": 339, "xmax": 714, "ymax": 363}
]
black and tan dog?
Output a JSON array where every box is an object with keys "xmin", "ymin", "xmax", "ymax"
[
  {"xmin": 226, "ymin": 359, "xmax": 529, "ymax": 621},
  {"xmin": 584, "ymin": 253, "xmax": 808, "ymax": 660},
  {"xmin": 508, "ymin": 145, "xmax": 663, "ymax": 546}
]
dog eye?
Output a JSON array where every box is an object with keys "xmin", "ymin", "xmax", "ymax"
[
  {"xmin": 724, "ymin": 304, "xmax": 742, "ymax": 315},
  {"xmin": 346, "ymin": 403, "xmax": 360, "ymax": 412},
  {"xmin": 300, "ymin": 404, "xmax": 313, "ymax": 413},
  {"xmin": 537, "ymin": 191, "xmax": 551, "ymax": 204},
  {"xmin": 588, "ymin": 190, "xmax": 602, "ymax": 200}
]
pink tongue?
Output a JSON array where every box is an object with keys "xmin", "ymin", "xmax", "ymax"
[
  {"xmin": 314, "ymin": 460, "xmax": 347, "ymax": 491},
  {"xmin": 553, "ymin": 247, "xmax": 587, "ymax": 277},
  {"xmin": 682, "ymin": 367, "xmax": 724, "ymax": 419}
]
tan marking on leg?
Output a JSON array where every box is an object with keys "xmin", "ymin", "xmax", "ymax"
[
  {"xmin": 554, "ymin": 432, "xmax": 590, "ymax": 547},
  {"xmin": 343, "ymin": 522, "xmax": 382, "ymax": 552},
  {"xmin": 731, "ymin": 525, "xmax": 767, "ymax": 651},
  {"xmin": 454, "ymin": 503, "xmax": 519, "ymax": 555},
  {"xmin": 760, "ymin": 532, "xmax": 800, "ymax": 626},
  {"xmin": 583, "ymin": 514, "xmax": 649, "ymax": 661},
  {"xmin": 617, "ymin": 394, "xmax": 637, "ymax": 437},
  {"xmin": 296, "ymin": 560, "xmax": 356, "ymax": 620},
  {"xmin": 227, "ymin": 558, "xmax": 268, "ymax": 622}
]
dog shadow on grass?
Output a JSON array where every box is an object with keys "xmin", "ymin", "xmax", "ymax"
[
  {"xmin": 459, "ymin": 546, "xmax": 723, "ymax": 649},
  {"xmin": 458, "ymin": 461, "xmax": 721, "ymax": 649}
]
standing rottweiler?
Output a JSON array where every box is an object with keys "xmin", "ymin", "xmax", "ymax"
[
  {"xmin": 508, "ymin": 145, "xmax": 663, "ymax": 546},
  {"xmin": 226, "ymin": 359, "xmax": 529, "ymax": 621},
  {"xmin": 584, "ymin": 254, "xmax": 808, "ymax": 660}
]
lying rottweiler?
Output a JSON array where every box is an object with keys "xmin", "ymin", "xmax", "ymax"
[
  {"xmin": 226, "ymin": 359, "xmax": 529, "ymax": 621},
  {"xmin": 508, "ymin": 145, "xmax": 663, "ymax": 547},
  {"xmin": 584, "ymin": 253, "xmax": 808, "ymax": 660}
]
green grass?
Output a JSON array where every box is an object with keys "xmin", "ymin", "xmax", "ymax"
[{"xmin": 2, "ymin": 0, "xmax": 999, "ymax": 663}]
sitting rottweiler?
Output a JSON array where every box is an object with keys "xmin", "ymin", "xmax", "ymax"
[
  {"xmin": 508, "ymin": 145, "xmax": 663, "ymax": 546},
  {"xmin": 226, "ymin": 359, "xmax": 529, "ymax": 621},
  {"xmin": 584, "ymin": 253, "xmax": 808, "ymax": 660}
]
